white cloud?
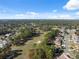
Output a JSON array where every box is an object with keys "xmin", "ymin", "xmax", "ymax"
[
  {"xmin": 56, "ymin": 14, "xmax": 73, "ymax": 19},
  {"xmin": 63, "ymin": 0, "xmax": 79, "ymax": 10},
  {"xmin": 76, "ymin": 12, "xmax": 79, "ymax": 15},
  {"xmin": 0, "ymin": 11, "xmax": 39, "ymax": 19},
  {"xmin": 15, "ymin": 12, "xmax": 39, "ymax": 19},
  {"xmin": 0, "ymin": 11, "xmax": 76, "ymax": 19},
  {"xmin": 0, "ymin": 8, "xmax": 78, "ymax": 19}
]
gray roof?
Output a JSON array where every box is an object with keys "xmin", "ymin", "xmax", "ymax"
[{"xmin": 0, "ymin": 39, "xmax": 11, "ymax": 48}]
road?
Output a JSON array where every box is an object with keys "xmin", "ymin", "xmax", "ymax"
[
  {"xmin": 64, "ymin": 33, "xmax": 70, "ymax": 53},
  {"xmin": 61, "ymin": 28, "xmax": 70, "ymax": 54},
  {"xmin": 63, "ymin": 29, "xmax": 76, "ymax": 59}
]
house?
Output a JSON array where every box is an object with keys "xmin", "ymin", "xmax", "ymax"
[
  {"xmin": 0, "ymin": 38, "xmax": 11, "ymax": 59},
  {"xmin": 56, "ymin": 53, "xmax": 71, "ymax": 59},
  {"xmin": 54, "ymin": 36, "xmax": 62, "ymax": 48}
]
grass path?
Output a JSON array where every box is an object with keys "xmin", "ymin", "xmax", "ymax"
[{"xmin": 12, "ymin": 32, "xmax": 46, "ymax": 59}]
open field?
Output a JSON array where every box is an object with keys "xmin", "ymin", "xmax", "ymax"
[{"xmin": 12, "ymin": 32, "xmax": 46, "ymax": 59}]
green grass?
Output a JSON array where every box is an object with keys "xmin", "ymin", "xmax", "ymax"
[{"xmin": 12, "ymin": 32, "xmax": 47, "ymax": 59}]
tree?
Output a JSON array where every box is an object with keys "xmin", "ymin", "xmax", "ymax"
[
  {"xmin": 19, "ymin": 27, "xmax": 32, "ymax": 38},
  {"xmin": 40, "ymin": 43, "xmax": 55, "ymax": 59},
  {"xmin": 29, "ymin": 49, "xmax": 46, "ymax": 59},
  {"xmin": 76, "ymin": 52, "xmax": 79, "ymax": 59},
  {"xmin": 28, "ymin": 29, "xmax": 57, "ymax": 59},
  {"xmin": 11, "ymin": 26, "xmax": 32, "ymax": 45},
  {"xmin": 44, "ymin": 29, "xmax": 59, "ymax": 45}
]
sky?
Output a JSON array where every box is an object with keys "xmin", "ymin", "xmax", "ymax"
[{"xmin": 0, "ymin": 0, "xmax": 79, "ymax": 19}]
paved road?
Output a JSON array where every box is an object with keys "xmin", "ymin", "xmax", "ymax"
[
  {"xmin": 63, "ymin": 29, "xmax": 76, "ymax": 59},
  {"xmin": 64, "ymin": 33, "xmax": 70, "ymax": 53}
]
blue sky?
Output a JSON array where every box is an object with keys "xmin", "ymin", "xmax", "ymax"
[{"xmin": 0, "ymin": 0, "xmax": 79, "ymax": 19}]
